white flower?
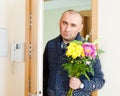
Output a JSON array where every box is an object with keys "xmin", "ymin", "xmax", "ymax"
[{"xmin": 86, "ymin": 61, "xmax": 91, "ymax": 65}]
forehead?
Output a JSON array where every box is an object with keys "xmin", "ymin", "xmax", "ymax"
[{"xmin": 61, "ymin": 12, "xmax": 82, "ymax": 24}]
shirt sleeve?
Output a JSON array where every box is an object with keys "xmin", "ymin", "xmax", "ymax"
[
  {"xmin": 43, "ymin": 43, "xmax": 49, "ymax": 96},
  {"xmin": 80, "ymin": 58, "xmax": 105, "ymax": 93}
]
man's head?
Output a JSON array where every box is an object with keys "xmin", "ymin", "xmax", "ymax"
[{"xmin": 59, "ymin": 10, "xmax": 83, "ymax": 43}]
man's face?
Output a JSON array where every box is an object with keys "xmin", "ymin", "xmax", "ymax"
[{"xmin": 59, "ymin": 12, "xmax": 83, "ymax": 43}]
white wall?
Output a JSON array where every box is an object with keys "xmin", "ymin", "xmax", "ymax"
[
  {"xmin": 0, "ymin": 0, "xmax": 9, "ymax": 96},
  {"xmin": 7, "ymin": 0, "xmax": 25, "ymax": 96},
  {"xmin": 0, "ymin": 0, "xmax": 25, "ymax": 96},
  {"xmin": 98, "ymin": 0, "xmax": 120, "ymax": 96}
]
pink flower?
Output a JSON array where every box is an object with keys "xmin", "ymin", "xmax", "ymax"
[{"xmin": 82, "ymin": 43, "xmax": 97, "ymax": 59}]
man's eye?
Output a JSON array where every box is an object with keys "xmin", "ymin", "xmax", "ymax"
[
  {"xmin": 71, "ymin": 24, "xmax": 76, "ymax": 27},
  {"xmin": 63, "ymin": 21, "xmax": 67, "ymax": 25}
]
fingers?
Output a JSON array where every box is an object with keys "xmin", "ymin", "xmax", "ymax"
[{"xmin": 69, "ymin": 77, "xmax": 81, "ymax": 90}]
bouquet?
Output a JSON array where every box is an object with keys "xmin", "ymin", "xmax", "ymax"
[{"xmin": 62, "ymin": 35, "xmax": 104, "ymax": 96}]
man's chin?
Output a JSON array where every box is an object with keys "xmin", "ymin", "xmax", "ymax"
[{"xmin": 63, "ymin": 38, "xmax": 74, "ymax": 42}]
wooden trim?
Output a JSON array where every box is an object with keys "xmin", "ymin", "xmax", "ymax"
[
  {"xmin": 91, "ymin": 0, "xmax": 98, "ymax": 42},
  {"xmin": 80, "ymin": 10, "xmax": 91, "ymax": 17},
  {"xmin": 91, "ymin": 90, "xmax": 98, "ymax": 96},
  {"xmin": 25, "ymin": 0, "xmax": 31, "ymax": 96},
  {"xmin": 91, "ymin": 0, "xmax": 98, "ymax": 95},
  {"xmin": 80, "ymin": 10, "xmax": 91, "ymax": 39}
]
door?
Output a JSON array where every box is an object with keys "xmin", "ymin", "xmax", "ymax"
[
  {"xmin": 25, "ymin": 0, "xmax": 38, "ymax": 95},
  {"xmin": 80, "ymin": 10, "xmax": 92, "ymax": 42}
]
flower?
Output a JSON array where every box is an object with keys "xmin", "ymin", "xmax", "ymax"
[
  {"xmin": 66, "ymin": 41, "xmax": 85, "ymax": 59},
  {"xmin": 62, "ymin": 35, "xmax": 104, "ymax": 96},
  {"xmin": 82, "ymin": 43, "xmax": 97, "ymax": 59}
]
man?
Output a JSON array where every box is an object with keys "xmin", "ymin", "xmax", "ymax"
[{"xmin": 43, "ymin": 10, "xmax": 105, "ymax": 96}]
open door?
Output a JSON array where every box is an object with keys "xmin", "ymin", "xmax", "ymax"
[
  {"xmin": 25, "ymin": 0, "xmax": 43, "ymax": 95},
  {"xmin": 25, "ymin": 0, "xmax": 39, "ymax": 96}
]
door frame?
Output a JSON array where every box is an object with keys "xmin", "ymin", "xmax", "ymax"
[
  {"xmin": 25, "ymin": 0, "xmax": 31, "ymax": 96},
  {"xmin": 80, "ymin": 10, "xmax": 91, "ymax": 40},
  {"xmin": 25, "ymin": 0, "xmax": 98, "ymax": 96},
  {"xmin": 91, "ymin": 0, "xmax": 98, "ymax": 95}
]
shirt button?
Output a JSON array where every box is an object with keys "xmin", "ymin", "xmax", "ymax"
[
  {"xmin": 58, "ymin": 70, "xmax": 62, "ymax": 74},
  {"xmin": 56, "ymin": 85, "xmax": 60, "ymax": 89}
]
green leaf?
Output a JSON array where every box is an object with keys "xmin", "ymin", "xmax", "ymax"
[
  {"xmin": 97, "ymin": 49, "xmax": 104, "ymax": 55},
  {"xmin": 84, "ymin": 73, "xmax": 90, "ymax": 81}
]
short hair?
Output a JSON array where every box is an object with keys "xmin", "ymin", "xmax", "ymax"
[{"xmin": 60, "ymin": 9, "xmax": 83, "ymax": 22}]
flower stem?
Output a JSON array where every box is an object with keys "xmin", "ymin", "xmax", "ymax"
[{"xmin": 67, "ymin": 88, "xmax": 73, "ymax": 96}]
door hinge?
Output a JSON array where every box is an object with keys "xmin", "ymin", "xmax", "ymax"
[
  {"xmin": 29, "ymin": 42, "xmax": 32, "ymax": 58},
  {"xmin": 29, "ymin": 14, "xmax": 32, "ymax": 30},
  {"xmin": 28, "ymin": 79, "xmax": 31, "ymax": 92}
]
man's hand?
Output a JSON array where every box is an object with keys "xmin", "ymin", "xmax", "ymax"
[{"xmin": 69, "ymin": 77, "xmax": 82, "ymax": 90}]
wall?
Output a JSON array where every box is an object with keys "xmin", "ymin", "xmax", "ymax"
[
  {"xmin": 98, "ymin": 0, "xmax": 120, "ymax": 96},
  {"xmin": 0, "ymin": 0, "xmax": 9, "ymax": 96},
  {"xmin": 0, "ymin": 0, "xmax": 25, "ymax": 96},
  {"xmin": 7, "ymin": 0, "xmax": 25, "ymax": 96}
]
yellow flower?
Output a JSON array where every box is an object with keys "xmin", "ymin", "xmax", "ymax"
[{"xmin": 66, "ymin": 42, "xmax": 85, "ymax": 59}]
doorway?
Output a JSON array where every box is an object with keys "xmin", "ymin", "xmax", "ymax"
[{"xmin": 25, "ymin": 0, "xmax": 98, "ymax": 96}]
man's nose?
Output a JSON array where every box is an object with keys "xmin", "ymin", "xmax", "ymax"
[{"xmin": 65, "ymin": 25, "xmax": 71, "ymax": 32}]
